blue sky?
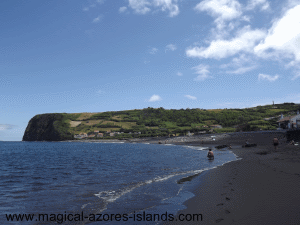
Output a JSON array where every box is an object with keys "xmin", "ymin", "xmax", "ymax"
[{"xmin": 1, "ymin": 0, "xmax": 300, "ymax": 141}]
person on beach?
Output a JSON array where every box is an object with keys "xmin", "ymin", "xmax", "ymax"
[
  {"xmin": 245, "ymin": 139, "xmax": 249, "ymax": 145},
  {"xmin": 290, "ymin": 140, "xmax": 295, "ymax": 145},
  {"xmin": 207, "ymin": 149, "xmax": 214, "ymax": 159},
  {"xmin": 273, "ymin": 137, "xmax": 279, "ymax": 150},
  {"xmin": 228, "ymin": 144, "xmax": 232, "ymax": 149}
]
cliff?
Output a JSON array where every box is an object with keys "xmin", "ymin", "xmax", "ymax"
[{"xmin": 22, "ymin": 113, "xmax": 73, "ymax": 141}]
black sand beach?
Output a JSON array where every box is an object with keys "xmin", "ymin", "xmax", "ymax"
[{"xmin": 161, "ymin": 132, "xmax": 300, "ymax": 224}]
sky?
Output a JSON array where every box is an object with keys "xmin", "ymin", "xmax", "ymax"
[{"xmin": 1, "ymin": 0, "xmax": 300, "ymax": 141}]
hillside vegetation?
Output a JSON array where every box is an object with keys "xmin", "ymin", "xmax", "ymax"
[{"xmin": 23, "ymin": 103, "xmax": 299, "ymax": 141}]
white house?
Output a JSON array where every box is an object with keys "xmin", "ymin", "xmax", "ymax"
[{"xmin": 277, "ymin": 110, "xmax": 300, "ymax": 129}]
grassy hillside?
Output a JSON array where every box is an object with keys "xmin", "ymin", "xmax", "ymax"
[{"xmin": 60, "ymin": 103, "xmax": 300, "ymax": 139}]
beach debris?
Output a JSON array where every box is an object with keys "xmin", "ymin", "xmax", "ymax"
[
  {"xmin": 215, "ymin": 144, "xmax": 228, "ymax": 149},
  {"xmin": 242, "ymin": 143, "xmax": 257, "ymax": 148}
]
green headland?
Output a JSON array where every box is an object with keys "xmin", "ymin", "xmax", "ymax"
[{"xmin": 22, "ymin": 103, "xmax": 300, "ymax": 141}]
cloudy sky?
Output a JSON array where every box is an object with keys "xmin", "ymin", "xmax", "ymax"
[{"xmin": 1, "ymin": 0, "xmax": 300, "ymax": 141}]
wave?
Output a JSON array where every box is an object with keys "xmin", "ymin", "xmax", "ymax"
[
  {"xmin": 93, "ymin": 167, "xmax": 214, "ymax": 211},
  {"xmin": 184, "ymin": 145, "xmax": 209, "ymax": 151},
  {"xmin": 92, "ymin": 149, "xmax": 240, "ymax": 214}
]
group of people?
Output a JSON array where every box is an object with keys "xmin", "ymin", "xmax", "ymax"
[{"xmin": 272, "ymin": 137, "xmax": 296, "ymax": 148}]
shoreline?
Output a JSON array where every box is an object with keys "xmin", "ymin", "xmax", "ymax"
[
  {"xmin": 26, "ymin": 131, "xmax": 300, "ymax": 224},
  {"xmin": 163, "ymin": 131, "xmax": 300, "ymax": 224}
]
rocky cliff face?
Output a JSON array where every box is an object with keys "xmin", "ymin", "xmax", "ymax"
[{"xmin": 22, "ymin": 113, "xmax": 73, "ymax": 141}]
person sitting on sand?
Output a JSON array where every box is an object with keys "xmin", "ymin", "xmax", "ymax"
[
  {"xmin": 290, "ymin": 140, "xmax": 295, "ymax": 145},
  {"xmin": 245, "ymin": 140, "xmax": 249, "ymax": 145},
  {"xmin": 228, "ymin": 144, "xmax": 232, "ymax": 149},
  {"xmin": 207, "ymin": 149, "xmax": 214, "ymax": 159},
  {"xmin": 273, "ymin": 137, "xmax": 279, "ymax": 150}
]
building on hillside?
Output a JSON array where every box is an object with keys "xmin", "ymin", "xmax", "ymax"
[
  {"xmin": 74, "ymin": 133, "xmax": 88, "ymax": 139},
  {"xmin": 110, "ymin": 132, "xmax": 115, "ymax": 137},
  {"xmin": 97, "ymin": 133, "xmax": 103, "ymax": 137},
  {"xmin": 277, "ymin": 111, "xmax": 300, "ymax": 129},
  {"xmin": 88, "ymin": 134, "xmax": 95, "ymax": 138},
  {"xmin": 94, "ymin": 130, "xmax": 99, "ymax": 133},
  {"xmin": 74, "ymin": 134, "xmax": 83, "ymax": 139}
]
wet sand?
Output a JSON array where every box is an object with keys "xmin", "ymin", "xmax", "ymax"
[{"xmin": 162, "ymin": 131, "xmax": 300, "ymax": 224}]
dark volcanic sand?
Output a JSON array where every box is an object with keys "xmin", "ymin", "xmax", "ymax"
[{"xmin": 162, "ymin": 131, "xmax": 300, "ymax": 225}]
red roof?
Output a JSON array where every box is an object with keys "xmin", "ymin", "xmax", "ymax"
[{"xmin": 277, "ymin": 115, "xmax": 298, "ymax": 122}]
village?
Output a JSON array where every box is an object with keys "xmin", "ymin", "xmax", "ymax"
[
  {"xmin": 74, "ymin": 131, "xmax": 142, "ymax": 139},
  {"xmin": 73, "ymin": 110, "xmax": 300, "ymax": 140}
]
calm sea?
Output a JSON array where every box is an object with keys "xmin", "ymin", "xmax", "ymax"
[{"xmin": 0, "ymin": 142, "xmax": 237, "ymax": 224}]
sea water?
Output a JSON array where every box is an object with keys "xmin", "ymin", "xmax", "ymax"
[{"xmin": 0, "ymin": 142, "xmax": 237, "ymax": 224}]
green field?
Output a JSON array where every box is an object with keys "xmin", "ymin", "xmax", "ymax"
[{"xmin": 51, "ymin": 103, "xmax": 300, "ymax": 139}]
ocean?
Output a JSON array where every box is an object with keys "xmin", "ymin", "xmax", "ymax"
[{"xmin": 0, "ymin": 142, "xmax": 237, "ymax": 224}]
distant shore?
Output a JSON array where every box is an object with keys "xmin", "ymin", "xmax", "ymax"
[{"xmin": 66, "ymin": 130, "xmax": 288, "ymax": 146}]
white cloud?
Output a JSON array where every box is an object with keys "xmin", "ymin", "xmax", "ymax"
[
  {"xmin": 254, "ymin": 5, "xmax": 300, "ymax": 62},
  {"xmin": 194, "ymin": 0, "xmax": 242, "ymax": 29},
  {"xmin": 0, "ymin": 124, "xmax": 16, "ymax": 131},
  {"xmin": 227, "ymin": 65, "xmax": 257, "ymax": 74},
  {"xmin": 185, "ymin": 95, "xmax": 197, "ymax": 100},
  {"xmin": 177, "ymin": 72, "xmax": 183, "ymax": 76},
  {"xmin": 165, "ymin": 44, "xmax": 177, "ymax": 52},
  {"xmin": 92, "ymin": 15, "xmax": 103, "ymax": 23},
  {"xmin": 96, "ymin": 0, "xmax": 105, "ymax": 4},
  {"xmin": 246, "ymin": 0, "xmax": 270, "ymax": 11},
  {"xmin": 149, "ymin": 94, "xmax": 162, "ymax": 102},
  {"xmin": 149, "ymin": 47, "xmax": 158, "ymax": 54},
  {"xmin": 153, "ymin": 0, "xmax": 179, "ymax": 17},
  {"xmin": 119, "ymin": 6, "xmax": 128, "ymax": 13},
  {"xmin": 128, "ymin": 0, "xmax": 179, "ymax": 17},
  {"xmin": 192, "ymin": 64, "xmax": 212, "ymax": 81},
  {"xmin": 242, "ymin": 15, "xmax": 251, "ymax": 22},
  {"xmin": 221, "ymin": 54, "xmax": 257, "ymax": 74},
  {"xmin": 83, "ymin": 0, "xmax": 105, "ymax": 11},
  {"xmin": 129, "ymin": 0, "xmax": 151, "ymax": 14},
  {"xmin": 258, "ymin": 73, "xmax": 279, "ymax": 82},
  {"xmin": 186, "ymin": 26, "xmax": 266, "ymax": 59}
]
